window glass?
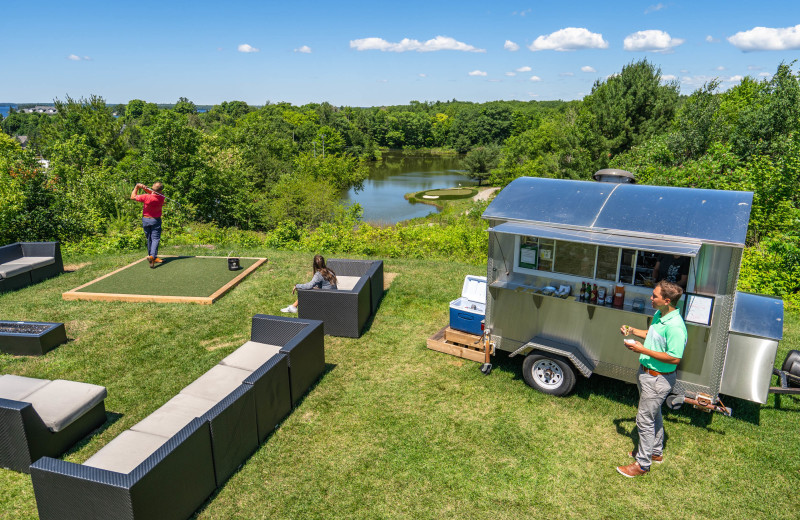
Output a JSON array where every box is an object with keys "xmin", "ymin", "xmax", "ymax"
[
  {"xmin": 634, "ymin": 251, "xmax": 659, "ymax": 286},
  {"xmin": 553, "ymin": 241, "xmax": 595, "ymax": 278},
  {"xmin": 538, "ymin": 239, "xmax": 555, "ymax": 271},
  {"xmin": 596, "ymin": 246, "xmax": 619, "ymax": 282},
  {"xmin": 619, "ymin": 249, "xmax": 635, "ymax": 285},
  {"xmin": 518, "ymin": 236, "xmax": 538, "ymax": 269}
]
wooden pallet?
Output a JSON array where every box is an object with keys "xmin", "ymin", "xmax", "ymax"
[{"xmin": 426, "ymin": 326, "xmax": 489, "ymax": 363}]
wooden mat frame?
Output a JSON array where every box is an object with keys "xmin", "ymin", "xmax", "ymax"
[{"xmin": 62, "ymin": 256, "xmax": 267, "ymax": 305}]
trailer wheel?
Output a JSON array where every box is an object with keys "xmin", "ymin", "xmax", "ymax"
[
  {"xmin": 781, "ymin": 350, "xmax": 800, "ymax": 385},
  {"xmin": 522, "ymin": 353, "xmax": 576, "ymax": 396}
]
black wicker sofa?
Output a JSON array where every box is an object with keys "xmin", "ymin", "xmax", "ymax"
[
  {"xmin": 0, "ymin": 375, "xmax": 107, "ymax": 473},
  {"xmin": 297, "ymin": 259, "xmax": 384, "ymax": 338},
  {"xmin": 30, "ymin": 315, "xmax": 325, "ymax": 520},
  {"xmin": 0, "ymin": 242, "xmax": 64, "ymax": 293}
]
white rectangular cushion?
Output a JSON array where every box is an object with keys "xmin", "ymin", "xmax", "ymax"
[
  {"xmin": 24, "ymin": 379, "xmax": 107, "ymax": 432},
  {"xmin": 0, "ymin": 257, "xmax": 54, "ymax": 278},
  {"xmin": 0, "ymin": 374, "xmax": 51, "ymax": 401},
  {"xmin": 219, "ymin": 341, "xmax": 282, "ymax": 372},
  {"xmin": 130, "ymin": 393, "xmax": 217, "ymax": 439},
  {"xmin": 336, "ymin": 275, "xmax": 361, "ymax": 291},
  {"xmin": 179, "ymin": 365, "xmax": 251, "ymax": 402},
  {"xmin": 84, "ymin": 430, "xmax": 168, "ymax": 474}
]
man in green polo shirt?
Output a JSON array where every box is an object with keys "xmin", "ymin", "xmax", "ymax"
[{"xmin": 616, "ymin": 279, "xmax": 687, "ymax": 478}]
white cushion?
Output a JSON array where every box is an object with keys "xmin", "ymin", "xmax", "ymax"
[
  {"xmin": 130, "ymin": 394, "xmax": 217, "ymax": 439},
  {"xmin": 219, "ymin": 341, "xmax": 282, "ymax": 372},
  {"xmin": 0, "ymin": 374, "xmax": 51, "ymax": 401},
  {"xmin": 24, "ymin": 380, "xmax": 107, "ymax": 432},
  {"xmin": 179, "ymin": 365, "xmax": 251, "ymax": 402},
  {"xmin": 0, "ymin": 261, "xmax": 34, "ymax": 279},
  {"xmin": 84, "ymin": 430, "xmax": 168, "ymax": 474},
  {"xmin": 336, "ymin": 275, "xmax": 362, "ymax": 291},
  {"xmin": 7, "ymin": 256, "xmax": 55, "ymax": 269}
]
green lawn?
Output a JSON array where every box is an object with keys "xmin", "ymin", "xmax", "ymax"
[{"xmin": 1, "ymin": 247, "xmax": 798, "ymax": 520}]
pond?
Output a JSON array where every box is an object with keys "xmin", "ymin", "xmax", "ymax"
[{"xmin": 341, "ymin": 151, "xmax": 476, "ymax": 224}]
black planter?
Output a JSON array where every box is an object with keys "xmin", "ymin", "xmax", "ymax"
[{"xmin": 0, "ymin": 321, "xmax": 67, "ymax": 356}]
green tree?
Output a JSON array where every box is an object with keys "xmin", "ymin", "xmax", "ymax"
[
  {"xmin": 173, "ymin": 97, "xmax": 198, "ymax": 115},
  {"xmin": 461, "ymin": 144, "xmax": 501, "ymax": 185}
]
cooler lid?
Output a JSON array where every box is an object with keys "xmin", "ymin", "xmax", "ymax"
[{"xmin": 461, "ymin": 275, "xmax": 487, "ymax": 305}]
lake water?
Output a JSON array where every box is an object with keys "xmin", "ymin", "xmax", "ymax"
[
  {"xmin": 0, "ymin": 105, "xmax": 16, "ymax": 118},
  {"xmin": 341, "ymin": 151, "xmax": 475, "ymax": 224}
]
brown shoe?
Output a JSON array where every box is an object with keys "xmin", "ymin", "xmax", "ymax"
[
  {"xmin": 616, "ymin": 462, "xmax": 648, "ymax": 478},
  {"xmin": 153, "ymin": 258, "xmax": 163, "ymax": 263},
  {"xmin": 629, "ymin": 451, "xmax": 663, "ymax": 464},
  {"xmin": 147, "ymin": 256, "xmax": 155, "ymax": 268}
]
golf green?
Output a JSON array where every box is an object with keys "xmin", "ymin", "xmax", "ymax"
[{"xmin": 73, "ymin": 256, "xmax": 262, "ymax": 298}]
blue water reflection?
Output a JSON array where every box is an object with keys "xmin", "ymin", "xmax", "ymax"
[{"xmin": 341, "ymin": 151, "xmax": 475, "ymax": 224}]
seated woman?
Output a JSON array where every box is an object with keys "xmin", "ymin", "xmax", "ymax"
[{"xmin": 281, "ymin": 255, "xmax": 338, "ymax": 313}]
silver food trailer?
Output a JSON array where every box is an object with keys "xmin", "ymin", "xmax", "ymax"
[{"xmin": 481, "ymin": 175, "xmax": 788, "ymax": 412}]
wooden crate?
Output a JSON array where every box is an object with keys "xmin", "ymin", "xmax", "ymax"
[{"xmin": 426, "ymin": 326, "xmax": 489, "ymax": 363}]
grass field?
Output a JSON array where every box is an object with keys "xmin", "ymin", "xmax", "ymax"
[
  {"xmin": 1, "ymin": 247, "xmax": 798, "ymax": 520},
  {"xmin": 72, "ymin": 256, "xmax": 262, "ymax": 297}
]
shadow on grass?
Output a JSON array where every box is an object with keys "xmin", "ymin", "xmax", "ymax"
[
  {"xmin": 62, "ymin": 411, "xmax": 123, "ymax": 457},
  {"xmin": 191, "ymin": 362, "xmax": 337, "ymax": 519}
]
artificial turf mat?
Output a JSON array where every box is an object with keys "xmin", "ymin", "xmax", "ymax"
[{"xmin": 75, "ymin": 256, "xmax": 262, "ymax": 297}]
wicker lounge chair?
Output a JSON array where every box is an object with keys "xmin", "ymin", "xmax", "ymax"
[
  {"xmin": 0, "ymin": 375, "xmax": 107, "ymax": 473},
  {"xmin": 297, "ymin": 259, "xmax": 384, "ymax": 338}
]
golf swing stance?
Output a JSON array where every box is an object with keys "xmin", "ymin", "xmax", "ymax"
[{"xmin": 130, "ymin": 182, "xmax": 165, "ymax": 268}]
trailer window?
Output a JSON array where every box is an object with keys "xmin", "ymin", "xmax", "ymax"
[
  {"xmin": 553, "ymin": 241, "xmax": 595, "ymax": 278},
  {"xmin": 595, "ymin": 246, "xmax": 619, "ymax": 282}
]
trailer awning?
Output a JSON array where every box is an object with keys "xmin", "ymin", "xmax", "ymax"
[{"xmin": 489, "ymin": 222, "xmax": 701, "ymax": 256}]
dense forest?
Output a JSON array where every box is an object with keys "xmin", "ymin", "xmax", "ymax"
[{"xmin": 1, "ymin": 59, "xmax": 798, "ymax": 306}]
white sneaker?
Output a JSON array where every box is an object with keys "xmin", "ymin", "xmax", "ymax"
[{"xmin": 281, "ymin": 305, "xmax": 297, "ymax": 313}]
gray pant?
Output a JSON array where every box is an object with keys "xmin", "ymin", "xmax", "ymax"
[{"xmin": 635, "ymin": 367, "xmax": 676, "ymax": 470}]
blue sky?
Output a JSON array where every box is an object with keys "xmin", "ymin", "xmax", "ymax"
[{"xmin": 4, "ymin": 1, "xmax": 800, "ymax": 106}]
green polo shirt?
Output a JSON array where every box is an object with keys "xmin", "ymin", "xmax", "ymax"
[{"xmin": 640, "ymin": 309, "xmax": 687, "ymax": 373}]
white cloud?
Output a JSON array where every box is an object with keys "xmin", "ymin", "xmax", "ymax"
[
  {"xmin": 528, "ymin": 92, "xmax": 539, "ymax": 98},
  {"xmin": 505, "ymin": 72, "xmax": 517, "ymax": 76},
  {"xmin": 728, "ymin": 75, "xmax": 744, "ymax": 82},
  {"xmin": 504, "ymin": 40, "xmax": 520, "ymax": 51},
  {"xmin": 67, "ymin": 54, "xmax": 81, "ymax": 61},
  {"xmin": 489, "ymin": 79, "xmax": 502, "ymax": 83},
  {"xmin": 560, "ymin": 72, "xmax": 574, "ymax": 77},
  {"xmin": 644, "ymin": 3, "xmax": 665, "ymax": 14},
  {"xmin": 83, "ymin": 56, "xmax": 91, "ymax": 61},
  {"xmin": 747, "ymin": 65, "xmax": 762, "ymax": 70},
  {"xmin": 238, "ymin": 44, "xmax": 259, "ymax": 53},
  {"xmin": 528, "ymin": 27, "xmax": 609, "ymax": 51},
  {"xmin": 758, "ymin": 72, "xmax": 772, "ymax": 78},
  {"xmin": 294, "ymin": 45, "xmax": 312, "ymax": 54},
  {"xmin": 728, "ymin": 25, "xmax": 800, "ymax": 51},
  {"xmin": 581, "ymin": 65, "xmax": 596, "ymax": 73},
  {"xmin": 662, "ymin": 74, "xmax": 677, "ymax": 80},
  {"xmin": 513, "ymin": 8, "xmax": 532, "ymax": 16},
  {"xmin": 418, "ymin": 73, "xmax": 427, "ymax": 78},
  {"xmin": 468, "ymin": 70, "xmax": 488, "ymax": 77},
  {"xmin": 706, "ymin": 35, "xmax": 719, "ymax": 43},
  {"xmin": 529, "ymin": 75, "xmax": 542, "ymax": 81},
  {"xmin": 350, "ymin": 36, "xmax": 485, "ymax": 53},
  {"xmin": 624, "ymin": 30, "xmax": 684, "ymax": 52},
  {"xmin": 516, "ymin": 66, "xmax": 532, "ymax": 72},
  {"xmin": 716, "ymin": 66, "xmax": 726, "ymax": 71}
]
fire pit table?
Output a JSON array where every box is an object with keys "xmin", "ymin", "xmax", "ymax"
[{"xmin": 0, "ymin": 321, "xmax": 67, "ymax": 356}]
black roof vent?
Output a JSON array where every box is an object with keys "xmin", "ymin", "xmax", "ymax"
[{"xmin": 593, "ymin": 169, "xmax": 636, "ymax": 184}]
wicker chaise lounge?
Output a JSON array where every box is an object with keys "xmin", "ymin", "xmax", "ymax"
[
  {"xmin": 297, "ymin": 259, "xmax": 384, "ymax": 338},
  {"xmin": 0, "ymin": 242, "xmax": 64, "ymax": 293},
  {"xmin": 30, "ymin": 315, "xmax": 324, "ymax": 520},
  {"xmin": 0, "ymin": 375, "xmax": 107, "ymax": 473}
]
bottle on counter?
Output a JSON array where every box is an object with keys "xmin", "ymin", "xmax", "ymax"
[
  {"xmin": 585, "ymin": 282, "xmax": 591, "ymax": 302},
  {"xmin": 591, "ymin": 284, "xmax": 598, "ymax": 304},
  {"xmin": 613, "ymin": 283, "xmax": 625, "ymax": 308},
  {"xmin": 580, "ymin": 282, "xmax": 586, "ymax": 301},
  {"xmin": 597, "ymin": 285, "xmax": 606, "ymax": 303}
]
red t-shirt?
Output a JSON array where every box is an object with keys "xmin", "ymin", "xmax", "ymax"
[{"xmin": 135, "ymin": 193, "xmax": 165, "ymax": 218}]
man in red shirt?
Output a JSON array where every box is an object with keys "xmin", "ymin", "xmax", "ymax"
[{"xmin": 130, "ymin": 182, "xmax": 166, "ymax": 268}]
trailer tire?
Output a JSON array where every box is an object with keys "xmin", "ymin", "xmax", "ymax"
[
  {"xmin": 781, "ymin": 350, "xmax": 800, "ymax": 384},
  {"xmin": 522, "ymin": 353, "xmax": 576, "ymax": 396}
]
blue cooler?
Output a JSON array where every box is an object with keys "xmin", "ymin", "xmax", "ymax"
[{"xmin": 449, "ymin": 275, "xmax": 487, "ymax": 335}]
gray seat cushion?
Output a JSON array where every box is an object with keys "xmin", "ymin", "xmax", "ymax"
[
  {"xmin": 336, "ymin": 275, "xmax": 361, "ymax": 291},
  {"xmin": 0, "ymin": 374, "xmax": 51, "ymax": 401},
  {"xmin": 0, "ymin": 261, "xmax": 35, "ymax": 279},
  {"xmin": 179, "ymin": 365, "xmax": 251, "ymax": 402},
  {"xmin": 130, "ymin": 394, "xmax": 217, "ymax": 439},
  {"xmin": 24, "ymin": 379, "xmax": 108, "ymax": 432},
  {"xmin": 219, "ymin": 341, "xmax": 282, "ymax": 372},
  {"xmin": 84, "ymin": 430, "xmax": 168, "ymax": 474}
]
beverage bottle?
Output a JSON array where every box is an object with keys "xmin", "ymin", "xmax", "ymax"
[
  {"xmin": 580, "ymin": 282, "xmax": 586, "ymax": 301},
  {"xmin": 585, "ymin": 282, "xmax": 591, "ymax": 302},
  {"xmin": 591, "ymin": 284, "xmax": 598, "ymax": 304}
]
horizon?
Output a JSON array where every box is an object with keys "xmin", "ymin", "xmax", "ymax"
[{"xmin": 4, "ymin": 1, "xmax": 800, "ymax": 106}]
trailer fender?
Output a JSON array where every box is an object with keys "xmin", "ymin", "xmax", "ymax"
[{"xmin": 511, "ymin": 336, "xmax": 595, "ymax": 378}]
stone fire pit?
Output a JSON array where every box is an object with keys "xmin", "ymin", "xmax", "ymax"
[{"xmin": 0, "ymin": 321, "xmax": 67, "ymax": 356}]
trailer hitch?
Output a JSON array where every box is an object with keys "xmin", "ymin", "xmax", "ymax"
[{"xmin": 666, "ymin": 392, "xmax": 733, "ymax": 417}]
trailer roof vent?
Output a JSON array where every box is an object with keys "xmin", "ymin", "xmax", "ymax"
[{"xmin": 593, "ymin": 169, "xmax": 636, "ymax": 184}]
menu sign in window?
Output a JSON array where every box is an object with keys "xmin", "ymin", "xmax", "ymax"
[
  {"xmin": 683, "ymin": 293, "xmax": 714, "ymax": 326},
  {"xmin": 519, "ymin": 243, "xmax": 538, "ymax": 270}
]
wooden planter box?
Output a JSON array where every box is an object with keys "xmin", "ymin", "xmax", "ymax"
[{"xmin": 0, "ymin": 321, "xmax": 67, "ymax": 356}]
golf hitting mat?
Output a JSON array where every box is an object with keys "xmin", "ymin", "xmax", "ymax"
[{"xmin": 63, "ymin": 256, "xmax": 267, "ymax": 304}]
